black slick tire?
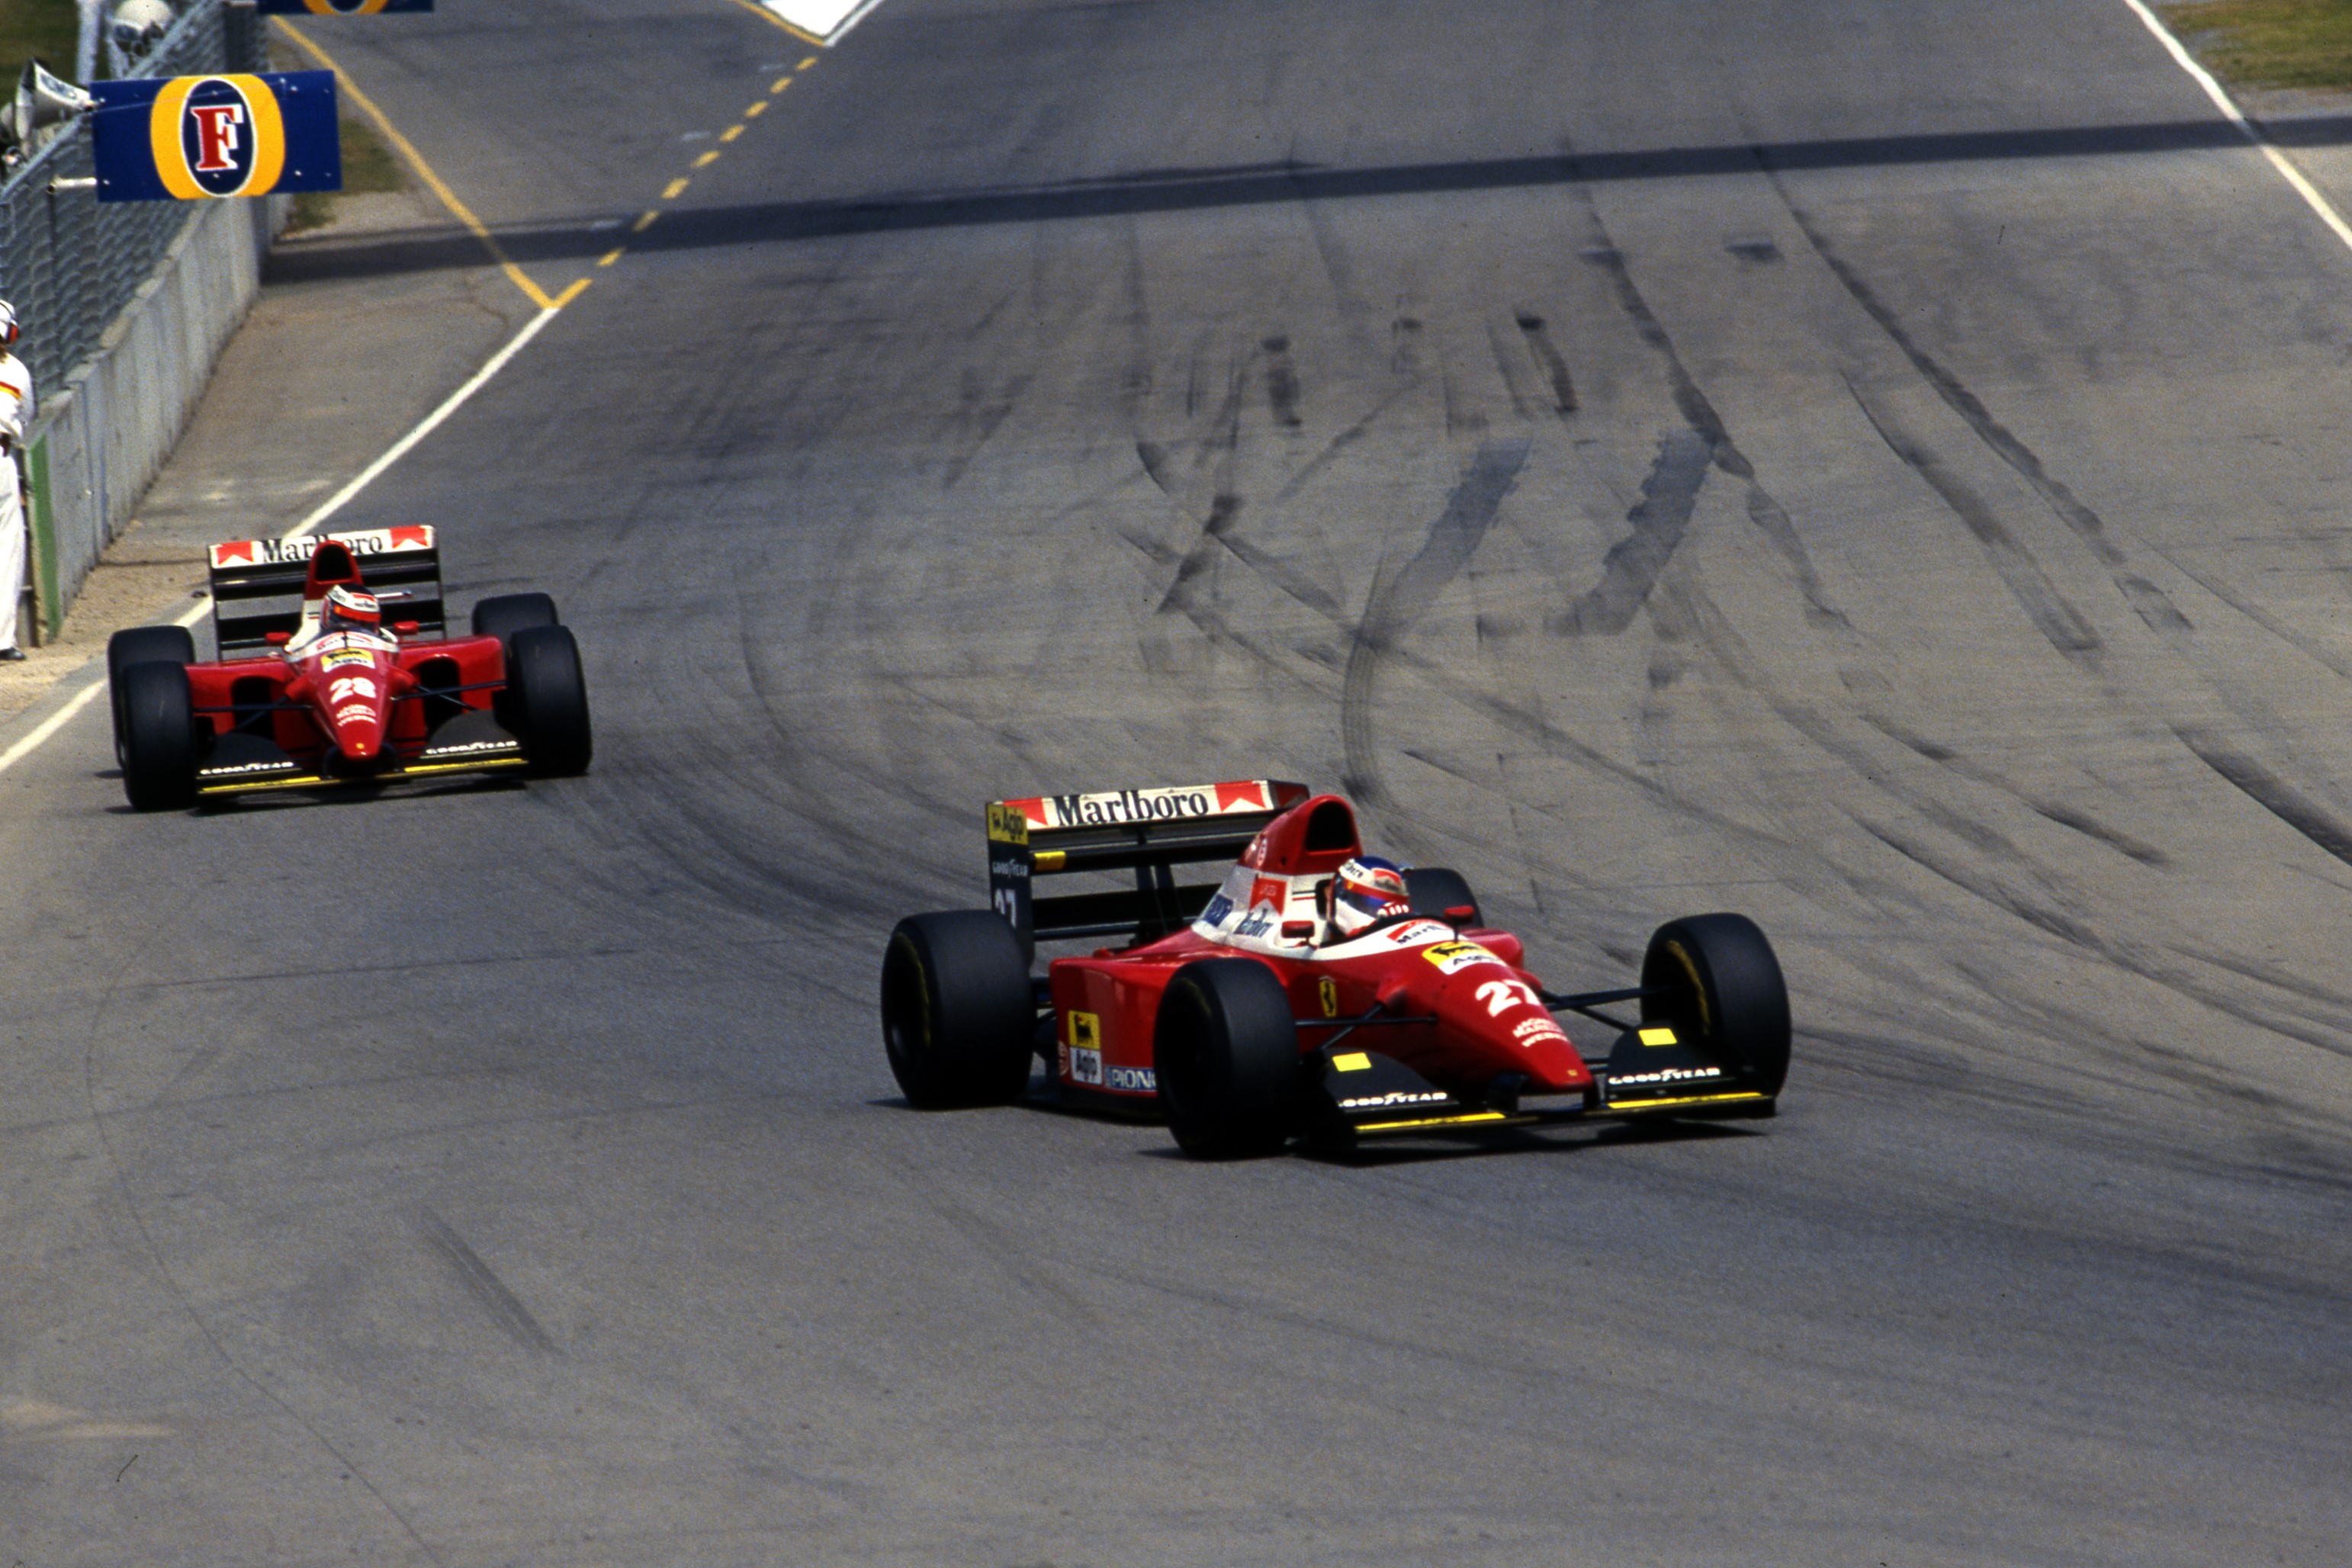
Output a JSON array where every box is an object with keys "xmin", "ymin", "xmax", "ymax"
[
  {"xmin": 880, "ymin": 911, "xmax": 1036, "ymax": 1107},
  {"xmin": 473, "ymin": 593, "xmax": 559, "ymax": 645},
  {"xmin": 108, "ymin": 625, "xmax": 195, "ymax": 768},
  {"xmin": 505, "ymin": 623, "xmax": 592, "ymax": 776},
  {"xmin": 1406, "ymin": 866, "xmax": 1481, "ymax": 927},
  {"xmin": 118, "ymin": 660, "xmax": 198, "ymax": 811},
  {"xmin": 1640, "ymin": 913, "xmax": 1790, "ymax": 1098},
  {"xmin": 1154, "ymin": 959, "xmax": 1301, "ymax": 1159}
]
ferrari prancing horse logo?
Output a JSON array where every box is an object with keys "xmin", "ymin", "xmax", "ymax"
[{"xmin": 1319, "ymin": 977, "xmax": 1339, "ymax": 1017}]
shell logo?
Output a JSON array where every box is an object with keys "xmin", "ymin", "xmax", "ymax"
[
  {"xmin": 298, "ymin": 0, "xmax": 403, "ymax": 10},
  {"xmin": 148, "ymin": 76, "xmax": 285, "ymax": 200}
]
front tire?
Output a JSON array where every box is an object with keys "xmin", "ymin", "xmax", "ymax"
[
  {"xmin": 118, "ymin": 660, "xmax": 198, "ymax": 811},
  {"xmin": 1155, "ymin": 959, "xmax": 1301, "ymax": 1159},
  {"xmin": 1640, "ymin": 914, "xmax": 1790, "ymax": 1097},
  {"xmin": 108, "ymin": 625, "xmax": 195, "ymax": 768},
  {"xmin": 1406, "ymin": 866, "xmax": 1481, "ymax": 927},
  {"xmin": 881, "ymin": 911, "xmax": 1036, "ymax": 1107},
  {"xmin": 506, "ymin": 623, "xmax": 592, "ymax": 776},
  {"xmin": 472, "ymin": 592, "xmax": 559, "ymax": 645}
]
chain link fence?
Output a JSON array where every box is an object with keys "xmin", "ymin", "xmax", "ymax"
[{"xmin": 0, "ymin": 0, "xmax": 268, "ymax": 393}]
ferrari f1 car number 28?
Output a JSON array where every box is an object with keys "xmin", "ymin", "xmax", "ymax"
[
  {"xmin": 105, "ymin": 528, "xmax": 591, "ymax": 810},
  {"xmin": 880, "ymin": 779, "xmax": 1790, "ymax": 1159}
]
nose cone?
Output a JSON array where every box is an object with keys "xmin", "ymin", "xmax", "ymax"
[
  {"xmin": 321, "ymin": 667, "xmax": 390, "ymax": 765},
  {"xmin": 1428, "ymin": 957, "xmax": 1588, "ymax": 1092}
]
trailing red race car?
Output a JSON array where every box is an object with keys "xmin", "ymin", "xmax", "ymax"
[
  {"xmin": 104, "ymin": 526, "xmax": 590, "ymax": 810},
  {"xmin": 882, "ymin": 779, "xmax": 1790, "ymax": 1158}
]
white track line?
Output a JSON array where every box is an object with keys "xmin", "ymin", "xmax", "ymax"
[
  {"xmin": 0, "ymin": 683, "xmax": 108, "ymax": 777},
  {"xmin": 2120, "ymin": 0, "xmax": 2352, "ymax": 253},
  {"xmin": 0, "ymin": 302, "xmax": 564, "ymax": 781}
]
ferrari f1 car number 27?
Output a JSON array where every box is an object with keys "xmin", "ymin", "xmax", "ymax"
[{"xmin": 881, "ymin": 780, "xmax": 1790, "ymax": 1159}]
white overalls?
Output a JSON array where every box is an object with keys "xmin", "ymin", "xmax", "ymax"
[{"xmin": 0, "ymin": 351, "xmax": 33, "ymax": 654}]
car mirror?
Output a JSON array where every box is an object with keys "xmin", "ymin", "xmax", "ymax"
[
  {"xmin": 1444, "ymin": 904, "xmax": 1476, "ymax": 923},
  {"xmin": 265, "ymin": 630, "xmax": 291, "ymax": 646},
  {"xmin": 394, "ymin": 620, "xmax": 420, "ymax": 635}
]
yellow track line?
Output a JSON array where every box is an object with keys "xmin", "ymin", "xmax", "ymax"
[
  {"xmin": 274, "ymin": 18, "xmax": 582, "ymax": 313},
  {"xmin": 715, "ymin": 0, "xmax": 825, "ymax": 46}
]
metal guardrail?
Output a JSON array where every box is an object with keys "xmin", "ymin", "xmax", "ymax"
[{"xmin": 0, "ymin": 0, "xmax": 267, "ymax": 393}]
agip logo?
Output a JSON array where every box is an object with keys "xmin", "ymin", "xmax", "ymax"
[
  {"xmin": 152, "ymin": 76, "xmax": 284, "ymax": 199},
  {"xmin": 91, "ymin": 69, "xmax": 339, "ymax": 203}
]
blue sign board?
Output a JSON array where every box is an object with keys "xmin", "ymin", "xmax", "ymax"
[
  {"xmin": 255, "ymin": 2, "xmax": 434, "ymax": 12},
  {"xmin": 91, "ymin": 71, "xmax": 340, "ymax": 203}
]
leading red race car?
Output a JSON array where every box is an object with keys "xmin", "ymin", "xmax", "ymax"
[
  {"xmin": 882, "ymin": 779, "xmax": 1790, "ymax": 1158},
  {"xmin": 104, "ymin": 526, "xmax": 590, "ymax": 810}
]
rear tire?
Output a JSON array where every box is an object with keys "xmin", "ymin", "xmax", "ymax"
[
  {"xmin": 108, "ymin": 625, "xmax": 195, "ymax": 768},
  {"xmin": 471, "ymin": 592, "xmax": 559, "ymax": 644},
  {"xmin": 1640, "ymin": 913, "xmax": 1790, "ymax": 1097},
  {"xmin": 1155, "ymin": 959, "xmax": 1300, "ymax": 1159},
  {"xmin": 506, "ymin": 623, "xmax": 592, "ymax": 776},
  {"xmin": 881, "ymin": 911, "xmax": 1036, "ymax": 1107},
  {"xmin": 118, "ymin": 660, "xmax": 198, "ymax": 811},
  {"xmin": 1406, "ymin": 866, "xmax": 1481, "ymax": 927}
]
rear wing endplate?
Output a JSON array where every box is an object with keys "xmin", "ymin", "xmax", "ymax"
[
  {"xmin": 207, "ymin": 526, "xmax": 445, "ymax": 656},
  {"xmin": 987, "ymin": 779, "xmax": 1309, "ymax": 956}
]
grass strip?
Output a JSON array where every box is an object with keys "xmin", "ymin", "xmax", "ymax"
[
  {"xmin": 2167, "ymin": 0, "xmax": 2352, "ymax": 89},
  {"xmin": 0, "ymin": 0, "xmax": 85, "ymax": 82},
  {"xmin": 288, "ymin": 112, "xmax": 406, "ymax": 230}
]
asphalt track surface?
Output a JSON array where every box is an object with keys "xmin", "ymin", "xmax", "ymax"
[{"xmin": 6, "ymin": 2, "xmax": 2352, "ymax": 1563}]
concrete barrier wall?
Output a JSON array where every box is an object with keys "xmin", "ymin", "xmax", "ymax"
[{"xmin": 21, "ymin": 194, "xmax": 284, "ymax": 641}]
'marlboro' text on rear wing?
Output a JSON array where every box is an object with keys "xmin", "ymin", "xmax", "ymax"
[
  {"xmin": 207, "ymin": 526, "xmax": 445, "ymax": 656},
  {"xmin": 987, "ymin": 780, "xmax": 1309, "ymax": 956}
]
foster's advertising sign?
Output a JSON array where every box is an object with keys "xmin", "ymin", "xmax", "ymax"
[
  {"xmin": 254, "ymin": 1, "xmax": 435, "ymax": 12},
  {"xmin": 91, "ymin": 71, "xmax": 340, "ymax": 202}
]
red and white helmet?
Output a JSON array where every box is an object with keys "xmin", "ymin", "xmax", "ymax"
[
  {"xmin": 320, "ymin": 584, "xmax": 383, "ymax": 633},
  {"xmin": 1329, "ymin": 856, "xmax": 1411, "ymax": 938},
  {"xmin": 0, "ymin": 300, "xmax": 20, "ymax": 349}
]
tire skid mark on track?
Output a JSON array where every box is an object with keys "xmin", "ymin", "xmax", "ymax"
[
  {"xmin": 1483, "ymin": 320, "xmax": 1539, "ymax": 422},
  {"xmin": 1770, "ymin": 167, "xmax": 2196, "ymax": 638},
  {"xmin": 74, "ymin": 973, "xmax": 451, "ymax": 1563},
  {"xmin": 1771, "ymin": 169, "xmax": 2352, "ymax": 889},
  {"xmin": 1649, "ymin": 571, "xmax": 2352, "ymax": 1111},
  {"xmin": 419, "ymin": 1207, "xmax": 560, "ymax": 1354},
  {"xmin": 1339, "ymin": 439, "xmax": 1530, "ymax": 805},
  {"xmin": 1262, "ymin": 333, "xmax": 1305, "ymax": 428},
  {"xmin": 1573, "ymin": 192, "xmax": 1847, "ymax": 628},
  {"xmin": 1859, "ymin": 711, "xmax": 2170, "ymax": 868},
  {"xmin": 1512, "ymin": 311, "xmax": 1578, "ymax": 416},
  {"xmin": 2172, "ymin": 723, "xmax": 2352, "ymax": 871},
  {"xmin": 937, "ymin": 365, "xmax": 1033, "ymax": 490},
  {"xmin": 1846, "ymin": 807, "xmax": 2102, "ymax": 950},
  {"xmin": 1842, "ymin": 374, "xmax": 2103, "ymax": 666},
  {"xmin": 1555, "ymin": 429, "xmax": 1711, "ymax": 636}
]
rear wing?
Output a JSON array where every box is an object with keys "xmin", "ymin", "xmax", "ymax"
[
  {"xmin": 207, "ymin": 526, "xmax": 445, "ymax": 656},
  {"xmin": 988, "ymin": 779, "xmax": 1310, "ymax": 956}
]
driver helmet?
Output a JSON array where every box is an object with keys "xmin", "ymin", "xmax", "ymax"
[
  {"xmin": 1329, "ymin": 856, "xmax": 1411, "ymax": 938},
  {"xmin": 319, "ymin": 584, "xmax": 384, "ymax": 637},
  {"xmin": 0, "ymin": 300, "xmax": 19, "ymax": 350}
]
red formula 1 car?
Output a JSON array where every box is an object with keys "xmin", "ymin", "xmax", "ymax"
[
  {"xmin": 881, "ymin": 779, "xmax": 1789, "ymax": 1158},
  {"xmin": 104, "ymin": 526, "xmax": 590, "ymax": 810}
]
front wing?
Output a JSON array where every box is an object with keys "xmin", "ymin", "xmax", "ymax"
[{"xmin": 194, "ymin": 709, "xmax": 526, "ymax": 797}]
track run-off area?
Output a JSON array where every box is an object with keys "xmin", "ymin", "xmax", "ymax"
[{"xmin": 5, "ymin": 1, "xmax": 2352, "ymax": 1562}]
